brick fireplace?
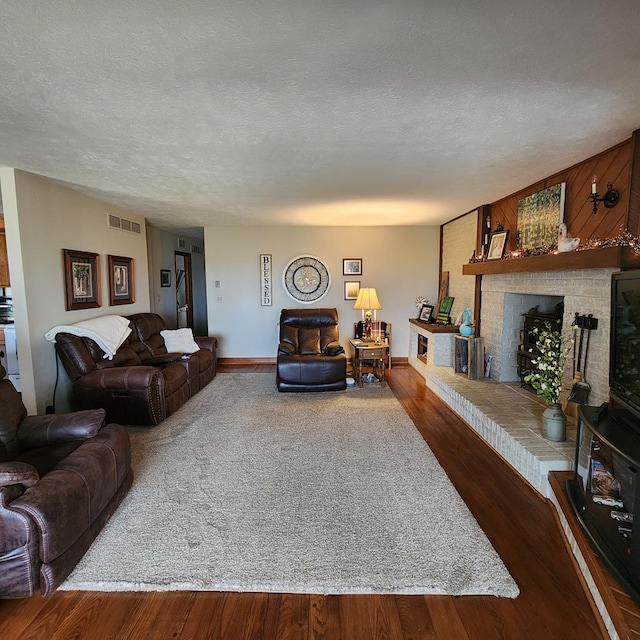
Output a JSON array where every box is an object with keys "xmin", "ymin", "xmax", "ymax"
[{"xmin": 480, "ymin": 268, "xmax": 617, "ymax": 407}]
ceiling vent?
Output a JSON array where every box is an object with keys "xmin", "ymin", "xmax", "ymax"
[{"xmin": 107, "ymin": 213, "xmax": 141, "ymax": 235}]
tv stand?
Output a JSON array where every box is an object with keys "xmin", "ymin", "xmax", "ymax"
[{"xmin": 567, "ymin": 405, "xmax": 640, "ymax": 603}]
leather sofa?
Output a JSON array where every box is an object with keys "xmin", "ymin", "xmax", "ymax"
[
  {"xmin": 276, "ymin": 308, "xmax": 347, "ymax": 392},
  {"xmin": 0, "ymin": 365, "xmax": 132, "ymax": 598},
  {"xmin": 54, "ymin": 313, "xmax": 217, "ymax": 426}
]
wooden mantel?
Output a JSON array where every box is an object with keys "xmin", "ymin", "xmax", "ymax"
[{"xmin": 462, "ymin": 246, "xmax": 640, "ymax": 276}]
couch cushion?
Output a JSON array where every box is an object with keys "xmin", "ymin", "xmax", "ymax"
[{"xmin": 161, "ymin": 363, "xmax": 189, "ymax": 396}]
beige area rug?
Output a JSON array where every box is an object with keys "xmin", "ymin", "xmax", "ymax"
[{"xmin": 61, "ymin": 373, "xmax": 519, "ymax": 596}]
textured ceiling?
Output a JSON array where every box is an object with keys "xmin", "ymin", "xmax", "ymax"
[{"xmin": 1, "ymin": 1, "xmax": 640, "ymax": 232}]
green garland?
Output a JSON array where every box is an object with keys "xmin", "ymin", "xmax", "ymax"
[{"xmin": 470, "ymin": 230, "xmax": 640, "ymax": 263}]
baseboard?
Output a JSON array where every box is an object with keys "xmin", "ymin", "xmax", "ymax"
[
  {"xmin": 217, "ymin": 356, "xmax": 408, "ymax": 367},
  {"xmin": 218, "ymin": 357, "xmax": 276, "ymax": 365}
]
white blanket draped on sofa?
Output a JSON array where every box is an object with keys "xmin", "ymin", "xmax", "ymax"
[{"xmin": 45, "ymin": 315, "xmax": 132, "ymax": 360}]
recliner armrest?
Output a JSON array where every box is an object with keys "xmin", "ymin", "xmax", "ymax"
[
  {"xmin": 323, "ymin": 342, "xmax": 345, "ymax": 356},
  {"xmin": 278, "ymin": 342, "xmax": 296, "ymax": 356},
  {"xmin": 0, "ymin": 461, "xmax": 39, "ymax": 489},
  {"xmin": 18, "ymin": 409, "xmax": 106, "ymax": 447}
]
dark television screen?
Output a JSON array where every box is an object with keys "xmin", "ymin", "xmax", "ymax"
[{"xmin": 611, "ymin": 270, "xmax": 640, "ymax": 419}]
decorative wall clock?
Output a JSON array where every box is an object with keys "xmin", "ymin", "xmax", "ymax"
[{"xmin": 282, "ymin": 254, "xmax": 331, "ymax": 303}]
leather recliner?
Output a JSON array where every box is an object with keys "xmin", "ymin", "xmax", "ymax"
[
  {"xmin": 0, "ymin": 365, "xmax": 132, "ymax": 598},
  {"xmin": 276, "ymin": 308, "xmax": 347, "ymax": 392}
]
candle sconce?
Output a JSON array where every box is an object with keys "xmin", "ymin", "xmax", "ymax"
[{"xmin": 591, "ymin": 176, "xmax": 620, "ymax": 214}]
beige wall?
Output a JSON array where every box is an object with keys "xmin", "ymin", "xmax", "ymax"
[
  {"xmin": 0, "ymin": 168, "xmax": 150, "ymax": 413},
  {"xmin": 204, "ymin": 225, "xmax": 441, "ymax": 360},
  {"xmin": 441, "ymin": 211, "xmax": 477, "ymax": 323}
]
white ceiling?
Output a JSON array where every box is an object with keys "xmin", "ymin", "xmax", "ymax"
[{"xmin": 1, "ymin": 1, "xmax": 640, "ymax": 233}]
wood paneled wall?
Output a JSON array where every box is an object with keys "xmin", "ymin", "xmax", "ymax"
[{"xmin": 489, "ymin": 137, "xmax": 634, "ymax": 253}]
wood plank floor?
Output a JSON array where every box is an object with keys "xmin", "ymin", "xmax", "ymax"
[{"xmin": 0, "ymin": 364, "xmax": 606, "ymax": 639}]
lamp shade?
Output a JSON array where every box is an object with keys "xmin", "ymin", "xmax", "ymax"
[{"xmin": 353, "ymin": 287, "xmax": 382, "ymax": 311}]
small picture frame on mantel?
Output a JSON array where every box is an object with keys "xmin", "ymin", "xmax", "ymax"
[{"xmin": 487, "ymin": 230, "xmax": 509, "ymax": 260}]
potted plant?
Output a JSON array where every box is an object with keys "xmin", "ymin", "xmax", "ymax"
[{"xmin": 524, "ymin": 321, "xmax": 572, "ymax": 442}]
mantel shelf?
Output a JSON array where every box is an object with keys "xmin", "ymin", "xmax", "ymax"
[{"xmin": 462, "ymin": 246, "xmax": 640, "ymax": 276}]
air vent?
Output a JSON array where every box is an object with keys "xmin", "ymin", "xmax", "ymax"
[
  {"xmin": 178, "ymin": 239, "xmax": 187, "ymax": 248},
  {"xmin": 107, "ymin": 213, "xmax": 141, "ymax": 235},
  {"xmin": 191, "ymin": 245, "xmax": 203, "ymax": 254}
]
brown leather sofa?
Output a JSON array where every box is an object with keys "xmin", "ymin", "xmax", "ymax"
[
  {"xmin": 276, "ymin": 308, "xmax": 347, "ymax": 392},
  {"xmin": 0, "ymin": 365, "xmax": 132, "ymax": 598},
  {"xmin": 54, "ymin": 313, "xmax": 217, "ymax": 426}
]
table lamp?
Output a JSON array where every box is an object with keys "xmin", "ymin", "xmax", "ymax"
[{"xmin": 354, "ymin": 287, "xmax": 382, "ymax": 340}]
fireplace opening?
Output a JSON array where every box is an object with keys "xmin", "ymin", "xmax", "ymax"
[{"xmin": 501, "ymin": 293, "xmax": 564, "ymax": 384}]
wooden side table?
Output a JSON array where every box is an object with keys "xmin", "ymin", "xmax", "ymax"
[{"xmin": 349, "ymin": 339, "xmax": 388, "ymax": 387}]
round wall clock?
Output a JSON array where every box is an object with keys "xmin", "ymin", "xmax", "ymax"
[{"xmin": 282, "ymin": 254, "xmax": 331, "ymax": 303}]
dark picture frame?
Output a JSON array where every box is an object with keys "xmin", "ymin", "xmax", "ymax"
[
  {"xmin": 342, "ymin": 258, "xmax": 362, "ymax": 276},
  {"xmin": 160, "ymin": 269, "xmax": 172, "ymax": 287},
  {"xmin": 487, "ymin": 230, "xmax": 509, "ymax": 260},
  {"xmin": 418, "ymin": 304, "xmax": 435, "ymax": 323},
  {"xmin": 63, "ymin": 249, "xmax": 101, "ymax": 311},
  {"xmin": 108, "ymin": 255, "xmax": 135, "ymax": 305},
  {"xmin": 344, "ymin": 280, "xmax": 360, "ymax": 300}
]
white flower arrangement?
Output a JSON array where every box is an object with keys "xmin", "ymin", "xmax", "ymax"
[
  {"xmin": 524, "ymin": 322, "xmax": 572, "ymax": 406},
  {"xmin": 415, "ymin": 295, "xmax": 428, "ymax": 308}
]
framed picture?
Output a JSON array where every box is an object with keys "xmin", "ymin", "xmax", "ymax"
[
  {"xmin": 436, "ymin": 296, "xmax": 455, "ymax": 325},
  {"xmin": 487, "ymin": 230, "xmax": 509, "ymax": 260},
  {"xmin": 63, "ymin": 249, "xmax": 101, "ymax": 311},
  {"xmin": 108, "ymin": 255, "xmax": 135, "ymax": 305},
  {"xmin": 342, "ymin": 258, "xmax": 362, "ymax": 276},
  {"xmin": 418, "ymin": 304, "xmax": 435, "ymax": 323},
  {"xmin": 160, "ymin": 269, "xmax": 172, "ymax": 287},
  {"xmin": 344, "ymin": 281, "xmax": 361, "ymax": 300}
]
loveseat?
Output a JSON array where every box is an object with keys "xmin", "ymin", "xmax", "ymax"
[
  {"xmin": 276, "ymin": 308, "xmax": 347, "ymax": 392},
  {"xmin": 0, "ymin": 365, "xmax": 132, "ymax": 598},
  {"xmin": 54, "ymin": 313, "xmax": 217, "ymax": 426}
]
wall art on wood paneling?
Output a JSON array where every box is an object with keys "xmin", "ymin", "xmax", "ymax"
[{"xmin": 517, "ymin": 182, "xmax": 566, "ymax": 250}]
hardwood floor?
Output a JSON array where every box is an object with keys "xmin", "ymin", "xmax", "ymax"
[{"xmin": 0, "ymin": 364, "xmax": 606, "ymax": 639}]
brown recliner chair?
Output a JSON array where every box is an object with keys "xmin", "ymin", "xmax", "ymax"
[
  {"xmin": 276, "ymin": 308, "xmax": 347, "ymax": 392},
  {"xmin": 0, "ymin": 365, "xmax": 132, "ymax": 598}
]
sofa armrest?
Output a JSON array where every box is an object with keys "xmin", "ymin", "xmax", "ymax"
[
  {"xmin": 195, "ymin": 336, "xmax": 217, "ymax": 353},
  {"xmin": 18, "ymin": 409, "xmax": 106, "ymax": 447},
  {"xmin": 76, "ymin": 366, "xmax": 162, "ymax": 391},
  {"xmin": 0, "ymin": 461, "xmax": 39, "ymax": 489}
]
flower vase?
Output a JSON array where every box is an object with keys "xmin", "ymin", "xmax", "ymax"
[
  {"xmin": 541, "ymin": 403, "xmax": 567, "ymax": 442},
  {"xmin": 459, "ymin": 308, "xmax": 475, "ymax": 337}
]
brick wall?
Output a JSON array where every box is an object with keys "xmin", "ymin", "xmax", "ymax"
[{"xmin": 441, "ymin": 211, "xmax": 477, "ymax": 323}]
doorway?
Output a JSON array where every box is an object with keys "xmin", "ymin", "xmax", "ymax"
[{"xmin": 174, "ymin": 251, "xmax": 193, "ymax": 329}]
